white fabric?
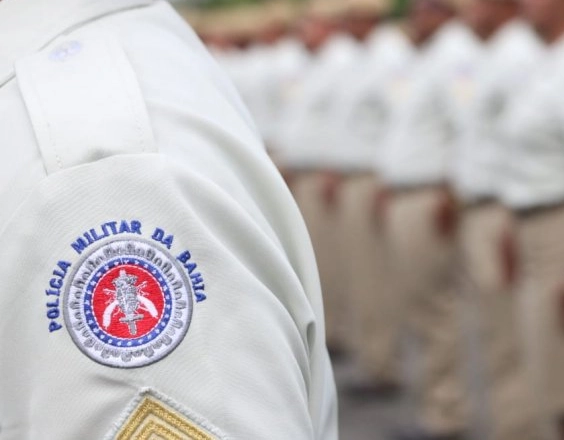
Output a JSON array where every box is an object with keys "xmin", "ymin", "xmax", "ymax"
[
  {"xmin": 276, "ymin": 34, "xmax": 362, "ymax": 170},
  {"xmin": 380, "ymin": 21, "xmax": 482, "ymax": 186},
  {"xmin": 323, "ymin": 26, "xmax": 414, "ymax": 172},
  {"xmin": 0, "ymin": 0, "xmax": 154, "ymax": 87},
  {"xmin": 451, "ymin": 21, "xmax": 543, "ymax": 202},
  {"xmin": 229, "ymin": 38, "xmax": 311, "ymax": 149},
  {"xmin": 218, "ymin": 46, "xmax": 271, "ymax": 138},
  {"xmin": 499, "ymin": 37, "xmax": 564, "ymax": 209},
  {"xmin": 0, "ymin": 1, "xmax": 337, "ymax": 439}
]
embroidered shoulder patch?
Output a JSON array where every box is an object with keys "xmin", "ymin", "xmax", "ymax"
[
  {"xmin": 109, "ymin": 390, "xmax": 225, "ymax": 440},
  {"xmin": 64, "ymin": 237, "xmax": 193, "ymax": 368}
]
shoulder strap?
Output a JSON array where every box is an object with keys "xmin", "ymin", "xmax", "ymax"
[{"xmin": 15, "ymin": 34, "xmax": 157, "ymax": 175}]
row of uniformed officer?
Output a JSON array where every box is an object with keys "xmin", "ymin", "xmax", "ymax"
[{"xmin": 203, "ymin": 0, "xmax": 564, "ymax": 439}]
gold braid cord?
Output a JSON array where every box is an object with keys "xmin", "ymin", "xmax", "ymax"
[{"xmin": 115, "ymin": 395, "xmax": 218, "ymax": 440}]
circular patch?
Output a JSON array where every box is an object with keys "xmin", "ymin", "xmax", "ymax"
[{"xmin": 64, "ymin": 239, "xmax": 193, "ymax": 368}]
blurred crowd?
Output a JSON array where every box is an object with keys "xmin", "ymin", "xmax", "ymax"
[{"xmin": 187, "ymin": 0, "xmax": 564, "ymax": 439}]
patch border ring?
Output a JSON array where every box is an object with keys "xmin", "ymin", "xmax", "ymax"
[{"xmin": 63, "ymin": 237, "xmax": 193, "ymax": 369}]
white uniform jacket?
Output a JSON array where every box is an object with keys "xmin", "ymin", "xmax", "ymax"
[
  {"xmin": 451, "ymin": 20, "xmax": 543, "ymax": 203},
  {"xmin": 499, "ymin": 36, "xmax": 564, "ymax": 210},
  {"xmin": 276, "ymin": 34, "xmax": 362, "ymax": 171},
  {"xmin": 323, "ymin": 26, "xmax": 415, "ymax": 173},
  {"xmin": 238, "ymin": 39, "xmax": 310, "ymax": 150},
  {"xmin": 380, "ymin": 21, "xmax": 482, "ymax": 187},
  {"xmin": 0, "ymin": 1, "xmax": 338, "ymax": 439}
]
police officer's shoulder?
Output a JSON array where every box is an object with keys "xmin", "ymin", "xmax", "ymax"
[
  {"xmin": 490, "ymin": 19, "xmax": 544, "ymax": 60},
  {"xmin": 366, "ymin": 24, "xmax": 414, "ymax": 62},
  {"xmin": 434, "ymin": 21, "xmax": 479, "ymax": 52},
  {"xmin": 1, "ymin": 4, "xmax": 336, "ymax": 440},
  {"xmin": 100, "ymin": 2, "xmax": 263, "ymax": 152},
  {"xmin": 16, "ymin": 1, "xmax": 263, "ymax": 174}
]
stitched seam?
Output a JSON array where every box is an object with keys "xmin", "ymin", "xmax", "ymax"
[
  {"xmin": 27, "ymin": 69, "xmax": 64, "ymax": 171},
  {"xmin": 106, "ymin": 388, "xmax": 229, "ymax": 440},
  {"xmin": 107, "ymin": 39, "xmax": 146, "ymax": 154}
]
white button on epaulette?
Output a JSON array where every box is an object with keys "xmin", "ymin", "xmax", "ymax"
[{"xmin": 49, "ymin": 41, "xmax": 82, "ymax": 62}]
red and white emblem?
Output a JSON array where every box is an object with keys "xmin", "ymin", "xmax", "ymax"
[{"xmin": 64, "ymin": 239, "xmax": 192, "ymax": 368}]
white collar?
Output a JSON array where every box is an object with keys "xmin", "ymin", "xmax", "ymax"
[{"xmin": 0, "ymin": 0, "xmax": 154, "ymax": 86}]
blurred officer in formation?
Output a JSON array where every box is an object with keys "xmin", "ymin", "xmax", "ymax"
[
  {"xmin": 322, "ymin": 0, "xmax": 414, "ymax": 395},
  {"xmin": 497, "ymin": 0, "xmax": 564, "ymax": 437},
  {"xmin": 0, "ymin": 0, "xmax": 338, "ymax": 438},
  {"xmin": 216, "ymin": 0, "xmax": 413, "ymax": 394},
  {"xmin": 274, "ymin": 0, "xmax": 364, "ymax": 355},
  {"xmin": 377, "ymin": 0, "xmax": 481, "ymax": 438},
  {"xmin": 224, "ymin": 3, "xmax": 308, "ymax": 150},
  {"xmin": 449, "ymin": 1, "xmax": 543, "ymax": 439}
]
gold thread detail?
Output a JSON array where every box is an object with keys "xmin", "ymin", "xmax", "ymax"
[
  {"xmin": 137, "ymin": 421, "xmax": 182, "ymax": 440},
  {"xmin": 116, "ymin": 395, "xmax": 217, "ymax": 440}
]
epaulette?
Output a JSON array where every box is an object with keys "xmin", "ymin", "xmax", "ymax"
[{"xmin": 15, "ymin": 34, "xmax": 157, "ymax": 175}]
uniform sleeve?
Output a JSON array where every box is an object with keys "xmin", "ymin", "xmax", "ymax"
[
  {"xmin": 0, "ymin": 7, "xmax": 337, "ymax": 440},
  {"xmin": 0, "ymin": 154, "xmax": 333, "ymax": 440}
]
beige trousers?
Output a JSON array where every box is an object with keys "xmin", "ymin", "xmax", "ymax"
[
  {"xmin": 340, "ymin": 173, "xmax": 400, "ymax": 384},
  {"xmin": 291, "ymin": 171, "xmax": 348, "ymax": 350},
  {"xmin": 387, "ymin": 187, "xmax": 466, "ymax": 434},
  {"xmin": 516, "ymin": 205, "xmax": 564, "ymax": 439},
  {"xmin": 459, "ymin": 203, "xmax": 538, "ymax": 440}
]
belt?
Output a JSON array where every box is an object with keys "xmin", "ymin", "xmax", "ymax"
[
  {"xmin": 514, "ymin": 202, "xmax": 564, "ymax": 219},
  {"xmin": 392, "ymin": 182, "xmax": 445, "ymax": 194},
  {"xmin": 464, "ymin": 196, "xmax": 497, "ymax": 210},
  {"xmin": 345, "ymin": 170, "xmax": 374, "ymax": 177}
]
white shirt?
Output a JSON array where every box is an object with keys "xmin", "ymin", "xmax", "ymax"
[
  {"xmin": 451, "ymin": 20, "xmax": 543, "ymax": 202},
  {"xmin": 276, "ymin": 34, "xmax": 362, "ymax": 170},
  {"xmin": 499, "ymin": 36, "xmax": 564, "ymax": 209},
  {"xmin": 323, "ymin": 26, "xmax": 414, "ymax": 172},
  {"xmin": 0, "ymin": 1, "xmax": 337, "ymax": 439},
  {"xmin": 266, "ymin": 38, "xmax": 312, "ymax": 152},
  {"xmin": 219, "ymin": 44, "xmax": 273, "ymax": 140},
  {"xmin": 380, "ymin": 21, "xmax": 482, "ymax": 187},
  {"xmin": 211, "ymin": 46, "xmax": 250, "ymax": 100},
  {"xmin": 236, "ymin": 38, "xmax": 310, "ymax": 152}
]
